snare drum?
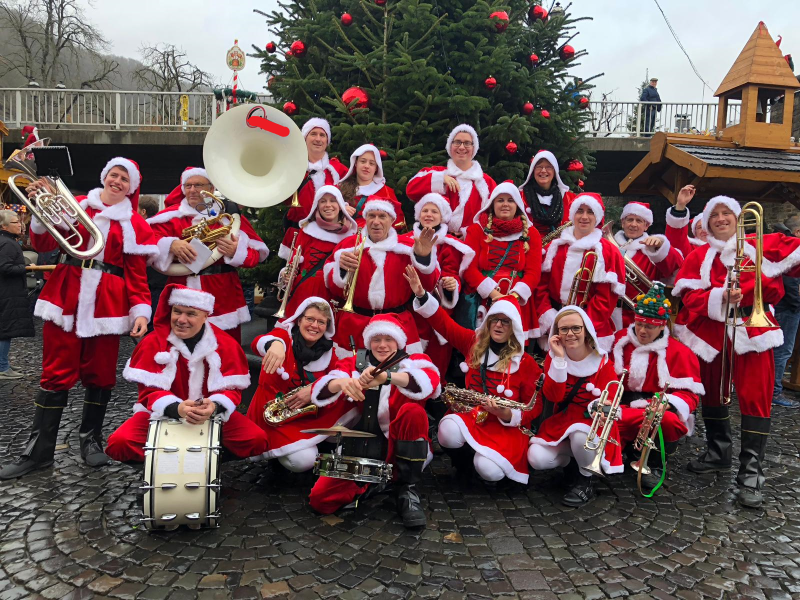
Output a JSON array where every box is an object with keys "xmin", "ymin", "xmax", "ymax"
[
  {"xmin": 141, "ymin": 418, "xmax": 222, "ymax": 531},
  {"xmin": 314, "ymin": 453, "xmax": 393, "ymax": 484}
]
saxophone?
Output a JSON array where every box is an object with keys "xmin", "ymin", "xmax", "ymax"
[
  {"xmin": 443, "ymin": 375, "xmax": 543, "ymax": 425},
  {"xmin": 542, "ymin": 220, "xmax": 572, "ymax": 247},
  {"xmin": 263, "ymin": 385, "xmax": 317, "ymax": 425}
]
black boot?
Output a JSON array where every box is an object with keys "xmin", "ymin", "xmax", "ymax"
[
  {"xmin": 393, "ymin": 440, "xmax": 428, "ymax": 528},
  {"xmin": 444, "ymin": 445, "xmax": 474, "ymax": 482},
  {"xmin": 737, "ymin": 415, "xmax": 770, "ymax": 509},
  {"xmin": 640, "ymin": 439, "xmax": 678, "ymax": 489},
  {"xmin": 0, "ymin": 389, "xmax": 68, "ymax": 480},
  {"xmin": 687, "ymin": 406, "xmax": 732, "ymax": 473},
  {"xmin": 79, "ymin": 388, "xmax": 113, "ymax": 467},
  {"xmin": 562, "ymin": 473, "xmax": 595, "ymax": 507}
]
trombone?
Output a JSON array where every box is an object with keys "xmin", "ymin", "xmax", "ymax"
[
  {"xmin": 566, "ymin": 250, "xmax": 597, "ymax": 307},
  {"xmin": 584, "ymin": 369, "xmax": 627, "ymax": 477},
  {"xmin": 340, "ymin": 228, "xmax": 366, "ymax": 313}
]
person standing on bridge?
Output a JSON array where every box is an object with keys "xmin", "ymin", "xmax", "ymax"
[{"xmin": 639, "ymin": 78, "xmax": 662, "ymax": 137}]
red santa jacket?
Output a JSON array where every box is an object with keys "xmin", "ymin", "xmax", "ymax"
[
  {"xmin": 286, "ymin": 155, "xmax": 348, "ymax": 224},
  {"xmin": 348, "ymin": 183, "xmax": 405, "ymax": 232},
  {"xmin": 520, "ymin": 189, "xmax": 576, "ymax": 238},
  {"xmin": 536, "ymin": 227, "xmax": 625, "ymax": 350},
  {"xmin": 406, "ymin": 161, "xmax": 496, "ymax": 236},
  {"xmin": 611, "ymin": 327, "xmax": 704, "ymax": 433},
  {"xmin": 122, "ymin": 322, "xmax": 250, "ymax": 421},
  {"xmin": 672, "ymin": 233, "xmax": 800, "ymax": 361},
  {"xmin": 31, "ymin": 189, "xmax": 157, "ymax": 338},
  {"xmin": 311, "ymin": 353, "xmax": 440, "ymax": 438},
  {"xmin": 665, "ymin": 206, "xmax": 705, "ymax": 260},
  {"xmin": 147, "ymin": 199, "xmax": 268, "ymax": 330}
]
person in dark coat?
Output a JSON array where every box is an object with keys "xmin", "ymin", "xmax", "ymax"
[
  {"xmin": 639, "ymin": 77, "xmax": 662, "ymax": 136},
  {"xmin": 0, "ymin": 210, "xmax": 35, "ymax": 379},
  {"xmin": 773, "ymin": 215, "xmax": 800, "ymax": 408}
]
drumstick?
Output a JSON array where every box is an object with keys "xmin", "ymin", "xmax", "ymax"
[{"xmin": 371, "ymin": 350, "xmax": 409, "ymax": 378}]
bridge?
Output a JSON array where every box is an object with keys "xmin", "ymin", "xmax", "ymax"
[{"xmin": 0, "ymin": 87, "xmax": 739, "ymax": 195}]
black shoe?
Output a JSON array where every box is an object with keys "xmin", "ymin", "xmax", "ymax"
[
  {"xmin": 562, "ymin": 473, "xmax": 595, "ymax": 507},
  {"xmin": 393, "ymin": 440, "xmax": 428, "ymax": 528},
  {"xmin": 0, "ymin": 389, "xmax": 68, "ymax": 480},
  {"xmin": 79, "ymin": 388, "xmax": 112, "ymax": 467},
  {"xmin": 736, "ymin": 415, "xmax": 769, "ymax": 509},
  {"xmin": 687, "ymin": 406, "xmax": 732, "ymax": 473},
  {"xmin": 445, "ymin": 444, "xmax": 474, "ymax": 481}
]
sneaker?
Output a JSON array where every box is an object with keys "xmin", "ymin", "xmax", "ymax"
[
  {"xmin": 0, "ymin": 369, "xmax": 23, "ymax": 380},
  {"xmin": 772, "ymin": 394, "xmax": 800, "ymax": 408}
]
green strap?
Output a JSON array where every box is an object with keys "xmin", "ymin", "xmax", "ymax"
[
  {"xmin": 293, "ymin": 255, "xmax": 327, "ymax": 289},
  {"xmin": 640, "ymin": 427, "xmax": 667, "ymax": 498},
  {"xmin": 354, "ymin": 195, "xmax": 369, "ymax": 219}
]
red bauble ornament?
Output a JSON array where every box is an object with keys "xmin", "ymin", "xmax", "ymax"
[
  {"xmin": 529, "ymin": 5, "xmax": 548, "ymax": 21},
  {"xmin": 505, "ymin": 140, "xmax": 518, "ymax": 155},
  {"xmin": 266, "ymin": 42, "xmax": 277, "ymax": 53},
  {"xmin": 522, "ymin": 102, "xmax": 534, "ymax": 115},
  {"xmin": 529, "ymin": 53, "xmax": 540, "ymax": 66},
  {"xmin": 578, "ymin": 96, "xmax": 589, "ymax": 109},
  {"xmin": 559, "ymin": 45, "xmax": 575, "ymax": 60},
  {"xmin": 376, "ymin": 0, "xmax": 386, "ymax": 5},
  {"xmin": 566, "ymin": 160, "xmax": 584, "ymax": 172},
  {"xmin": 290, "ymin": 40, "xmax": 307, "ymax": 57},
  {"xmin": 484, "ymin": 76, "xmax": 497, "ymax": 90},
  {"xmin": 490, "ymin": 10, "xmax": 509, "ymax": 32},
  {"xmin": 379, "ymin": 149, "xmax": 388, "ymax": 159},
  {"xmin": 283, "ymin": 101, "xmax": 297, "ymax": 116},
  {"xmin": 541, "ymin": 109, "xmax": 550, "ymax": 119},
  {"xmin": 342, "ymin": 86, "xmax": 370, "ymax": 109},
  {"xmin": 341, "ymin": 12, "xmax": 353, "ymax": 26},
  {"xmin": 578, "ymin": 179, "xmax": 585, "ymax": 188}
]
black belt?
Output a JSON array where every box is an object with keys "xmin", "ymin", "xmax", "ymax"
[
  {"xmin": 197, "ymin": 263, "xmax": 237, "ymax": 276},
  {"xmin": 60, "ymin": 255, "xmax": 124, "ymax": 278},
  {"xmin": 351, "ymin": 302, "xmax": 409, "ymax": 317}
]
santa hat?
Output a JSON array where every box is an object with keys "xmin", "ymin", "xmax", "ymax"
[
  {"xmin": 340, "ymin": 144, "xmax": 385, "ymax": 185},
  {"xmin": 478, "ymin": 295, "xmax": 526, "ymax": 348},
  {"xmin": 149, "ymin": 284, "xmax": 213, "ymax": 342},
  {"xmin": 474, "ymin": 181, "xmax": 526, "ymax": 223},
  {"xmin": 445, "ymin": 124, "xmax": 479, "ymax": 159},
  {"xmin": 414, "ymin": 193, "xmax": 452, "ymax": 225},
  {"xmin": 549, "ymin": 305, "xmax": 604, "ymax": 355},
  {"xmin": 363, "ymin": 313, "xmax": 407, "ymax": 349},
  {"xmin": 299, "ymin": 185, "xmax": 357, "ymax": 231},
  {"xmin": 301, "ymin": 117, "xmax": 332, "ymax": 144},
  {"xmin": 519, "ymin": 150, "xmax": 570, "ymax": 196},
  {"xmin": 702, "ymin": 195, "xmax": 740, "ymax": 235},
  {"xmin": 100, "ymin": 157, "xmax": 142, "ymax": 211},
  {"xmin": 691, "ymin": 214, "xmax": 704, "ymax": 237},
  {"xmin": 621, "ymin": 201, "xmax": 653, "ymax": 227},
  {"xmin": 21, "ymin": 125, "xmax": 39, "ymax": 148},
  {"xmin": 568, "ymin": 192, "xmax": 605, "ymax": 225},
  {"xmin": 362, "ymin": 197, "xmax": 397, "ymax": 220},
  {"xmin": 164, "ymin": 166, "xmax": 211, "ymax": 208},
  {"xmin": 276, "ymin": 296, "xmax": 335, "ymax": 339}
]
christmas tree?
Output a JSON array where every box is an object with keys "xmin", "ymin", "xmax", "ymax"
[{"xmin": 246, "ymin": 0, "xmax": 597, "ymax": 287}]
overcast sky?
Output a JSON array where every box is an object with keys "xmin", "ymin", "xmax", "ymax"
[{"xmin": 91, "ymin": 1, "xmax": 799, "ymax": 103}]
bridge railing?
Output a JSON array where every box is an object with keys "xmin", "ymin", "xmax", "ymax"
[
  {"xmin": 583, "ymin": 100, "xmax": 742, "ymax": 137},
  {"xmin": 0, "ymin": 88, "xmax": 272, "ymax": 131}
]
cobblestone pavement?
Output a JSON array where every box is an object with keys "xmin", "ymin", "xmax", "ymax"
[{"xmin": 2, "ymin": 325, "xmax": 800, "ymax": 600}]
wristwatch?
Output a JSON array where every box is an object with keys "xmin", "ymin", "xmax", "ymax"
[{"xmin": 386, "ymin": 371, "xmax": 392, "ymax": 385}]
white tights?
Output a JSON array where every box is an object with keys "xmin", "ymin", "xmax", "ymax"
[
  {"xmin": 527, "ymin": 431, "xmax": 595, "ymax": 477},
  {"xmin": 278, "ymin": 447, "xmax": 318, "ymax": 473},
  {"xmin": 438, "ymin": 418, "xmax": 506, "ymax": 482}
]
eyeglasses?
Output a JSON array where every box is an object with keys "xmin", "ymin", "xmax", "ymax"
[
  {"xmin": 490, "ymin": 318, "xmax": 511, "ymax": 327},
  {"xmin": 451, "ymin": 140, "xmax": 474, "ymax": 148},
  {"xmin": 185, "ymin": 183, "xmax": 211, "ymax": 189},
  {"xmin": 534, "ymin": 165, "xmax": 555, "ymax": 172},
  {"xmin": 302, "ymin": 316, "xmax": 329, "ymax": 327},
  {"xmin": 557, "ymin": 325, "xmax": 584, "ymax": 336}
]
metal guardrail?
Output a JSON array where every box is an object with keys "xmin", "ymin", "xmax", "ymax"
[
  {"xmin": 0, "ymin": 88, "xmax": 272, "ymax": 131},
  {"xmin": 584, "ymin": 100, "xmax": 742, "ymax": 137}
]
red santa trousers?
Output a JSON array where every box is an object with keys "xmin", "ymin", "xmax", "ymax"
[
  {"xmin": 700, "ymin": 343, "xmax": 774, "ymax": 419},
  {"xmin": 41, "ymin": 321, "xmax": 121, "ymax": 391},
  {"xmin": 105, "ymin": 411, "xmax": 269, "ymax": 462},
  {"xmin": 309, "ymin": 403, "xmax": 429, "ymax": 515},
  {"xmin": 617, "ymin": 408, "xmax": 689, "ymax": 445}
]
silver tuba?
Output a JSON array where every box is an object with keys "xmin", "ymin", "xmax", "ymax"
[{"xmin": 4, "ymin": 139, "xmax": 103, "ymax": 260}]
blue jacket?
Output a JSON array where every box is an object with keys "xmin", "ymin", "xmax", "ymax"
[{"xmin": 640, "ymin": 85, "xmax": 662, "ymax": 110}]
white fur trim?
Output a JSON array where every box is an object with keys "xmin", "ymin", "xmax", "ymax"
[
  {"xmin": 149, "ymin": 394, "xmax": 183, "ymax": 420},
  {"xmin": 511, "ymin": 281, "xmax": 532, "ymax": 303},
  {"xmin": 397, "ymin": 358, "xmax": 439, "ymax": 401},
  {"xmin": 673, "ymin": 323, "xmax": 717, "ymax": 363},
  {"xmin": 641, "ymin": 235, "xmax": 671, "ymax": 263},
  {"xmin": 476, "ymin": 277, "xmax": 498, "ymax": 299},
  {"xmin": 569, "ymin": 194, "xmax": 604, "ymax": 223},
  {"xmin": 537, "ymin": 308, "xmax": 557, "ymax": 342},
  {"xmin": 311, "ymin": 370, "xmax": 349, "ymax": 407},
  {"xmin": 665, "ymin": 207, "xmax": 690, "ymax": 229},
  {"xmin": 519, "ymin": 150, "xmax": 569, "ymax": 195},
  {"xmin": 363, "ymin": 319, "xmax": 407, "ymax": 348},
  {"xmin": 443, "ymin": 160, "xmax": 488, "ymax": 235},
  {"xmin": 414, "ymin": 193, "xmax": 452, "ymax": 224},
  {"xmin": 206, "ymin": 393, "xmax": 237, "ymax": 423},
  {"xmin": 34, "ymin": 299, "xmax": 75, "ymax": 332},
  {"xmin": 548, "ymin": 358, "xmax": 568, "ymax": 383},
  {"xmin": 621, "ymin": 202, "xmax": 653, "ymax": 226},
  {"xmin": 151, "ymin": 236, "xmax": 179, "ymax": 272},
  {"xmin": 207, "ymin": 305, "xmax": 251, "ymax": 330},
  {"xmin": 413, "ymin": 293, "xmax": 440, "ymax": 319},
  {"xmin": 180, "ymin": 167, "xmax": 210, "ymax": 191},
  {"xmin": 411, "ymin": 246, "xmax": 437, "ymax": 275},
  {"xmin": 278, "ymin": 243, "xmax": 292, "ymax": 261},
  {"xmin": 707, "ymin": 286, "xmax": 727, "ymax": 323},
  {"xmin": 100, "ymin": 157, "xmax": 141, "ymax": 193},
  {"xmin": 223, "ymin": 230, "xmax": 251, "ymax": 267},
  {"xmin": 499, "ymin": 409, "xmax": 522, "ymax": 428},
  {"xmin": 302, "ymin": 118, "xmax": 331, "ymax": 142},
  {"xmin": 255, "ymin": 334, "xmax": 285, "ymax": 357},
  {"xmin": 29, "ymin": 217, "xmax": 48, "ymax": 235},
  {"xmin": 428, "ymin": 169, "xmax": 447, "ymax": 195},
  {"xmin": 702, "ymin": 195, "xmax": 740, "ymax": 234},
  {"xmin": 665, "ymin": 393, "xmax": 691, "ymax": 427},
  {"xmin": 129, "ymin": 303, "xmax": 152, "ymax": 323},
  {"xmin": 169, "ymin": 287, "xmax": 215, "ymax": 314},
  {"xmin": 445, "ymin": 124, "xmax": 479, "ymax": 159},
  {"xmin": 362, "ymin": 199, "xmax": 396, "ymax": 220}
]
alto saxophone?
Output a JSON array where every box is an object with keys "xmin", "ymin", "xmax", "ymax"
[
  {"xmin": 443, "ymin": 375, "xmax": 543, "ymax": 425},
  {"xmin": 542, "ymin": 220, "xmax": 572, "ymax": 246},
  {"xmin": 263, "ymin": 384, "xmax": 317, "ymax": 425}
]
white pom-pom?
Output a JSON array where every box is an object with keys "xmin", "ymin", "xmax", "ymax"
[
  {"xmin": 526, "ymin": 207, "xmax": 532, "ymax": 214},
  {"xmin": 281, "ymin": 372, "xmax": 290, "ymax": 381},
  {"xmin": 459, "ymin": 362, "xmax": 469, "ymax": 373},
  {"xmin": 504, "ymin": 389, "xmax": 513, "ymax": 398},
  {"xmin": 592, "ymin": 389, "xmax": 601, "ymax": 397},
  {"xmin": 586, "ymin": 383, "xmax": 595, "ymax": 392},
  {"xmin": 496, "ymin": 384, "xmax": 505, "ymax": 394}
]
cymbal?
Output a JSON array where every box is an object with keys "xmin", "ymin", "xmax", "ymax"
[{"xmin": 301, "ymin": 425, "xmax": 376, "ymax": 438}]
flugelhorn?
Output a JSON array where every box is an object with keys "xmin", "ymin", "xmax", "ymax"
[
  {"xmin": 4, "ymin": 140, "xmax": 103, "ymax": 260},
  {"xmin": 274, "ymin": 232, "xmax": 301, "ymax": 319},
  {"xmin": 263, "ymin": 384, "xmax": 317, "ymax": 425},
  {"xmin": 566, "ymin": 250, "xmax": 597, "ymax": 307},
  {"xmin": 630, "ymin": 384, "xmax": 670, "ymax": 479},
  {"xmin": 602, "ymin": 221, "xmax": 653, "ymax": 310},
  {"xmin": 340, "ymin": 229, "xmax": 366, "ymax": 314},
  {"xmin": 584, "ymin": 369, "xmax": 627, "ymax": 477}
]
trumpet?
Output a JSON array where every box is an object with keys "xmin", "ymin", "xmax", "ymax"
[
  {"xmin": 566, "ymin": 250, "xmax": 597, "ymax": 307},
  {"xmin": 263, "ymin": 385, "xmax": 317, "ymax": 425},
  {"xmin": 443, "ymin": 374, "xmax": 544, "ymax": 425},
  {"xmin": 584, "ymin": 369, "xmax": 627, "ymax": 477},
  {"xmin": 340, "ymin": 229, "xmax": 366, "ymax": 314},
  {"xmin": 602, "ymin": 222, "xmax": 653, "ymax": 310},
  {"xmin": 630, "ymin": 384, "xmax": 670, "ymax": 478},
  {"xmin": 273, "ymin": 232, "xmax": 301, "ymax": 319},
  {"xmin": 542, "ymin": 221, "xmax": 572, "ymax": 246},
  {"xmin": 4, "ymin": 140, "xmax": 104, "ymax": 260}
]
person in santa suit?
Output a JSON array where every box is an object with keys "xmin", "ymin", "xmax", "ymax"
[
  {"xmin": 665, "ymin": 184, "xmax": 707, "ymax": 259},
  {"xmin": 611, "ymin": 201, "xmax": 682, "ymax": 328},
  {"xmin": 406, "ymin": 124, "xmax": 497, "ymax": 237},
  {"xmin": 406, "ymin": 267, "xmax": 542, "ymax": 485},
  {"xmin": 673, "ymin": 195, "xmax": 800, "ymax": 508},
  {"xmin": 535, "ymin": 193, "xmax": 625, "ymax": 352},
  {"xmin": 324, "ymin": 198, "xmax": 439, "ymax": 358},
  {"xmin": 0, "ymin": 157, "xmax": 158, "ymax": 480},
  {"xmin": 462, "ymin": 182, "xmax": 542, "ymax": 338},
  {"xmin": 308, "ymin": 313, "xmax": 440, "ymax": 528},
  {"xmin": 611, "ymin": 282, "xmax": 704, "ymax": 488},
  {"xmin": 147, "ymin": 166, "xmax": 268, "ymax": 344},
  {"xmin": 276, "ymin": 186, "xmax": 357, "ymax": 316},
  {"xmin": 400, "ymin": 193, "xmax": 475, "ymax": 381},
  {"xmin": 528, "ymin": 306, "xmax": 624, "ymax": 506},
  {"xmin": 518, "ymin": 150, "xmax": 576, "ymax": 239},
  {"xmin": 338, "ymin": 144, "xmax": 405, "ymax": 232},
  {"xmin": 20, "ymin": 124, "xmax": 39, "ymax": 149},
  {"xmin": 105, "ymin": 284, "xmax": 268, "ymax": 462},
  {"xmin": 247, "ymin": 297, "xmax": 360, "ymax": 471}
]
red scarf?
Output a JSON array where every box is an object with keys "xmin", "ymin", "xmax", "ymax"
[{"xmin": 478, "ymin": 213, "xmax": 525, "ymax": 237}]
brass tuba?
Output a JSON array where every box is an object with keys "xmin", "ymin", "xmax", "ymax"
[
  {"xmin": 602, "ymin": 221, "xmax": 653, "ymax": 310},
  {"xmin": 566, "ymin": 250, "xmax": 597, "ymax": 307},
  {"xmin": 4, "ymin": 139, "xmax": 104, "ymax": 260},
  {"xmin": 584, "ymin": 369, "xmax": 627, "ymax": 477},
  {"xmin": 263, "ymin": 385, "xmax": 317, "ymax": 425}
]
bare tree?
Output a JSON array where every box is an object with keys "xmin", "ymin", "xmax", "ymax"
[
  {"xmin": 134, "ymin": 44, "xmax": 213, "ymax": 92},
  {"xmin": 0, "ymin": 0, "xmax": 118, "ymax": 88}
]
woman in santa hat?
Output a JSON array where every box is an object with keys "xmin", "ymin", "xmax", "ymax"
[
  {"xmin": 406, "ymin": 124, "xmax": 496, "ymax": 237},
  {"xmin": 406, "ymin": 267, "xmax": 542, "ymax": 485},
  {"xmin": 518, "ymin": 151, "xmax": 576, "ymax": 239},
  {"xmin": 462, "ymin": 182, "xmax": 542, "ymax": 338},
  {"xmin": 247, "ymin": 297, "xmax": 360, "ymax": 471},
  {"xmin": 665, "ymin": 184, "xmax": 707, "ymax": 259},
  {"xmin": 0, "ymin": 157, "xmax": 159, "ymax": 479},
  {"xmin": 338, "ymin": 144, "xmax": 405, "ymax": 232},
  {"xmin": 400, "ymin": 193, "xmax": 475, "ymax": 380},
  {"xmin": 309, "ymin": 313, "xmax": 439, "ymax": 528},
  {"xmin": 276, "ymin": 186, "xmax": 357, "ymax": 316},
  {"xmin": 528, "ymin": 306, "xmax": 623, "ymax": 506},
  {"xmin": 535, "ymin": 192, "xmax": 625, "ymax": 352}
]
